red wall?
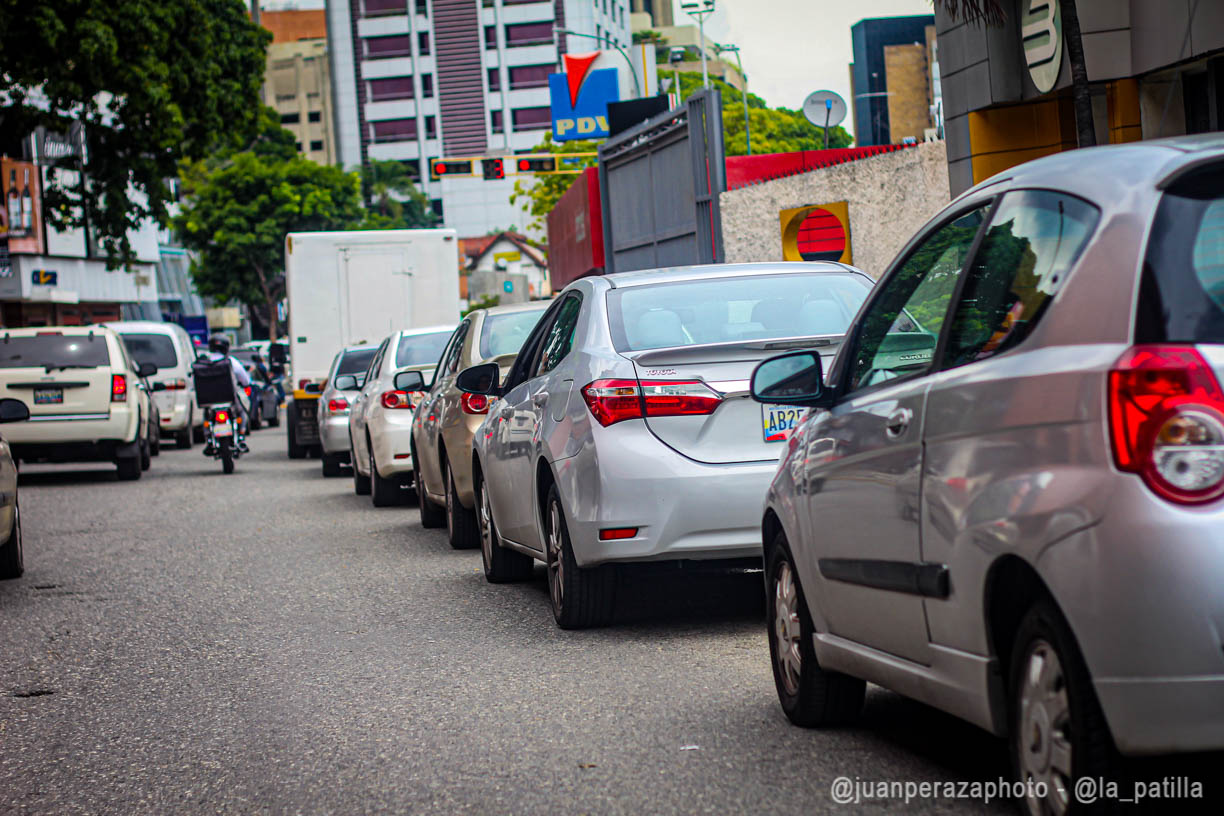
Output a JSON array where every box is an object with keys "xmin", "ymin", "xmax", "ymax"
[
  {"xmin": 546, "ymin": 167, "xmax": 604, "ymax": 292},
  {"xmin": 725, "ymin": 144, "xmax": 916, "ymax": 191}
]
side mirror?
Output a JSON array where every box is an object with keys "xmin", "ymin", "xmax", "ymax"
[
  {"xmin": 152, "ymin": 382, "xmax": 167, "ymax": 392},
  {"xmin": 750, "ymin": 351, "xmax": 829, "ymax": 406},
  {"xmin": 137, "ymin": 362, "xmax": 158, "ymax": 378},
  {"xmin": 0, "ymin": 398, "xmax": 30, "ymax": 424},
  {"xmin": 455, "ymin": 362, "xmax": 500, "ymax": 396},
  {"xmin": 333, "ymin": 374, "xmax": 360, "ymax": 391},
  {"xmin": 394, "ymin": 370, "xmax": 426, "ymax": 392}
]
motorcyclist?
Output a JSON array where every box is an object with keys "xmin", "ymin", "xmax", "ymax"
[{"xmin": 202, "ymin": 334, "xmax": 251, "ymax": 453}]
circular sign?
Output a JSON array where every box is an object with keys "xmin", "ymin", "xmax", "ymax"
[
  {"xmin": 802, "ymin": 91, "xmax": 847, "ymax": 129},
  {"xmin": 796, "ymin": 208, "xmax": 847, "ymax": 262},
  {"xmin": 1022, "ymin": 0, "xmax": 1063, "ymax": 94}
]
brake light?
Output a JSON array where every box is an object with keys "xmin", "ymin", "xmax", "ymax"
[
  {"xmin": 1108, "ymin": 345, "xmax": 1224, "ymax": 504},
  {"xmin": 163, "ymin": 378, "xmax": 186, "ymax": 390},
  {"xmin": 580, "ymin": 379, "xmax": 722, "ymax": 427},
  {"xmin": 214, "ymin": 410, "xmax": 229, "ymax": 423},
  {"xmin": 244, "ymin": 386, "xmax": 252, "ymax": 397},
  {"xmin": 461, "ymin": 392, "xmax": 491, "ymax": 414},
  {"xmin": 111, "ymin": 374, "xmax": 127, "ymax": 402},
  {"xmin": 328, "ymin": 398, "xmax": 349, "ymax": 413},
  {"xmin": 382, "ymin": 390, "xmax": 413, "ymax": 409}
]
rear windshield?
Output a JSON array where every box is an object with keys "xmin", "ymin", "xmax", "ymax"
[
  {"xmin": 1137, "ymin": 164, "xmax": 1224, "ymax": 343},
  {"xmin": 120, "ymin": 333, "xmax": 179, "ymax": 370},
  {"xmin": 396, "ymin": 331, "xmax": 452, "ymax": 367},
  {"xmin": 607, "ymin": 272, "xmax": 873, "ymax": 352},
  {"xmin": 480, "ymin": 308, "xmax": 548, "ymax": 359},
  {"xmin": 0, "ymin": 333, "xmax": 111, "ymax": 369},
  {"xmin": 337, "ymin": 348, "xmax": 377, "ymax": 376}
]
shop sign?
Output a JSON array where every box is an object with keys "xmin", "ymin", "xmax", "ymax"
[{"xmin": 1022, "ymin": 0, "xmax": 1063, "ymax": 94}]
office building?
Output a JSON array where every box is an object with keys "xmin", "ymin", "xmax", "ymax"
[
  {"xmin": 261, "ymin": 10, "xmax": 339, "ymax": 165},
  {"xmin": 849, "ymin": 15, "xmax": 937, "ymax": 146}
]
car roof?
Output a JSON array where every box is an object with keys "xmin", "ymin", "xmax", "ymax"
[
  {"xmin": 478, "ymin": 301, "xmax": 552, "ymax": 317},
  {"xmin": 2, "ymin": 325, "xmax": 119, "ymax": 337},
  {"xmin": 600, "ymin": 261, "xmax": 868, "ymax": 289},
  {"xmin": 103, "ymin": 321, "xmax": 182, "ymax": 335},
  {"xmin": 396, "ymin": 325, "xmax": 456, "ymax": 337}
]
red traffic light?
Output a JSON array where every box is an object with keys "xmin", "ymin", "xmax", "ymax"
[
  {"xmin": 430, "ymin": 159, "xmax": 475, "ymax": 179},
  {"xmin": 516, "ymin": 156, "xmax": 557, "ymax": 174}
]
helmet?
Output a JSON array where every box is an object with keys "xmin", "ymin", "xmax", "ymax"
[{"xmin": 208, "ymin": 334, "xmax": 231, "ymax": 355}]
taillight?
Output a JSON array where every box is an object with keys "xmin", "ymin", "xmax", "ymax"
[
  {"xmin": 298, "ymin": 378, "xmax": 312, "ymax": 390},
  {"xmin": 111, "ymin": 374, "xmax": 127, "ymax": 402},
  {"xmin": 163, "ymin": 378, "xmax": 186, "ymax": 390},
  {"xmin": 580, "ymin": 379, "xmax": 722, "ymax": 427},
  {"xmin": 382, "ymin": 390, "xmax": 413, "ymax": 409},
  {"xmin": 244, "ymin": 386, "xmax": 252, "ymax": 397},
  {"xmin": 461, "ymin": 392, "xmax": 491, "ymax": 415},
  {"xmin": 214, "ymin": 410, "xmax": 229, "ymax": 424},
  {"xmin": 328, "ymin": 398, "xmax": 349, "ymax": 413},
  {"xmin": 1109, "ymin": 345, "xmax": 1224, "ymax": 504}
]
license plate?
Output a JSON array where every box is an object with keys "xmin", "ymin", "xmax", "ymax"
[
  {"xmin": 33, "ymin": 388, "xmax": 63, "ymax": 405},
  {"xmin": 213, "ymin": 423, "xmax": 233, "ymax": 437},
  {"xmin": 763, "ymin": 404, "xmax": 803, "ymax": 443}
]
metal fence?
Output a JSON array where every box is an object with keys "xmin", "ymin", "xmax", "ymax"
[{"xmin": 597, "ymin": 90, "xmax": 726, "ymax": 274}]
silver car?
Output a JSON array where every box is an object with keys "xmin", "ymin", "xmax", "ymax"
[
  {"xmin": 750, "ymin": 135, "xmax": 1224, "ymax": 814},
  {"xmin": 318, "ymin": 345, "xmax": 379, "ymax": 477},
  {"xmin": 461, "ymin": 263, "xmax": 872, "ymax": 628}
]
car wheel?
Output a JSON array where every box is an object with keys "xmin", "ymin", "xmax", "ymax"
[
  {"xmin": 150, "ymin": 425, "xmax": 160, "ymax": 456},
  {"xmin": 192, "ymin": 423, "xmax": 206, "ymax": 444},
  {"xmin": 250, "ymin": 403, "xmax": 263, "ymax": 431},
  {"xmin": 445, "ymin": 460, "xmax": 479, "ymax": 549},
  {"xmin": 139, "ymin": 438, "xmax": 151, "ymax": 472},
  {"xmin": 0, "ymin": 504, "xmax": 22, "ymax": 580},
  {"xmin": 176, "ymin": 413, "xmax": 193, "ymax": 450},
  {"xmin": 766, "ymin": 535, "xmax": 865, "ymax": 727},
  {"xmin": 414, "ymin": 441, "xmax": 446, "ymax": 528},
  {"xmin": 287, "ymin": 413, "xmax": 306, "ymax": 459},
  {"xmin": 545, "ymin": 484, "xmax": 615, "ymax": 629},
  {"xmin": 267, "ymin": 405, "xmax": 280, "ymax": 427},
  {"xmin": 370, "ymin": 441, "xmax": 399, "ymax": 507},
  {"xmin": 1010, "ymin": 600, "xmax": 1118, "ymax": 816},
  {"xmin": 116, "ymin": 456, "xmax": 141, "ymax": 481},
  {"xmin": 478, "ymin": 474, "xmax": 532, "ymax": 583},
  {"xmin": 321, "ymin": 452, "xmax": 344, "ymax": 478},
  {"xmin": 351, "ymin": 432, "xmax": 371, "ymax": 495}
]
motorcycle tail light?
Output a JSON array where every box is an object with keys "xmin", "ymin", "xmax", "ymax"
[{"xmin": 214, "ymin": 410, "xmax": 229, "ymax": 424}]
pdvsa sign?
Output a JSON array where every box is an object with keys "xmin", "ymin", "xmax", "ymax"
[
  {"xmin": 550, "ymin": 52, "xmax": 620, "ymax": 141},
  {"xmin": 1021, "ymin": 0, "xmax": 1063, "ymax": 94}
]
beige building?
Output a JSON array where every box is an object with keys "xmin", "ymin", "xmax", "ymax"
[
  {"xmin": 882, "ymin": 26, "xmax": 938, "ymax": 145},
  {"xmin": 260, "ymin": 10, "xmax": 336, "ymax": 166},
  {"xmin": 630, "ymin": 14, "xmax": 745, "ymax": 92}
]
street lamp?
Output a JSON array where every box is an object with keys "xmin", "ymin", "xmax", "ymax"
[
  {"xmin": 553, "ymin": 27, "xmax": 643, "ymax": 99},
  {"xmin": 679, "ymin": 0, "xmax": 715, "ymax": 89},
  {"xmin": 715, "ymin": 43, "xmax": 750, "ymax": 155}
]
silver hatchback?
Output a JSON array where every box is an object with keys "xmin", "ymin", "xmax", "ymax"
[{"xmin": 751, "ymin": 135, "xmax": 1224, "ymax": 814}]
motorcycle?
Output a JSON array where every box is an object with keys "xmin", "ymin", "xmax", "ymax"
[{"xmin": 202, "ymin": 403, "xmax": 243, "ymax": 474}]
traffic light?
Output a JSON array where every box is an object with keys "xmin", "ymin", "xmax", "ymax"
[
  {"xmin": 516, "ymin": 156, "xmax": 557, "ymax": 174},
  {"xmin": 430, "ymin": 159, "xmax": 475, "ymax": 179},
  {"xmin": 481, "ymin": 158, "xmax": 505, "ymax": 180}
]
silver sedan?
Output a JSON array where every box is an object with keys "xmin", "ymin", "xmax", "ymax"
[{"xmin": 460, "ymin": 263, "xmax": 872, "ymax": 628}]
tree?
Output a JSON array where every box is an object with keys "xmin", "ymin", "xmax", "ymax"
[
  {"xmin": 175, "ymin": 153, "xmax": 365, "ymax": 340},
  {"xmin": 361, "ymin": 159, "xmax": 437, "ymax": 228},
  {"xmin": 0, "ymin": 0, "xmax": 271, "ymax": 267},
  {"xmin": 938, "ymin": 0, "xmax": 1095, "ymax": 148},
  {"xmin": 509, "ymin": 133, "xmax": 599, "ymax": 235}
]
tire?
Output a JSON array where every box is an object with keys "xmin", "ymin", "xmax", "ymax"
[
  {"xmin": 0, "ymin": 505, "xmax": 22, "ymax": 580},
  {"xmin": 445, "ymin": 459, "xmax": 479, "ymax": 549},
  {"xmin": 267, "ymin": 405, "xmax": 280, "ymax": 427},
  {"xmin": 139, "ymin": 438, "xmax": 151, "ymax": 472},
  {"xmin": 176, "ymin": 419, "xmax": 193, "ymax": 450},
  {"xmin": 150, "ymin": 425, "xmax": 160, "ymax": 456},
  {"xmin": 352, "ymin": 433, "xmax": 371, "ymax": 496},
  {"xmin": 287, "ymin": 409, "xmax": 306, "ymax": 459},
  {"xmin": 545, "ymin": 484, "xmax": 615, "ymax": 629},
  {"xmin": 765, "ymin": 535, "xmax": 865, "ymax": 727},
  {"xmin": 116, "ymin": 456, "xmax": 141, "ymax": 481},
  {"xmin": 478, "ymin": 474, "xmax": 532, "ymax": 583},
  {"xmin": 414, "ymin": 441, "xmax": 446, "ymax": 528},
  {"xmin": 192, "ymin": 423, "xmax": 205, "ymax": 444},
  {"xmin": 321, "ymin": 452, "xmax": 344, "ymax": 478},
  {"xmin": 220, "ymin": 441, "xmax": 235, "ymax": 474},
  {"xmin": 370, "ymin": 440, "xmax": 399, "ymax": 507},
  {"xmin": 250, "ymin": 403, "xmax": 262, "ymax": 431},
  {"xmin": 1010, "ymin": 599, "xmax": 1118, "ymax": 816}
]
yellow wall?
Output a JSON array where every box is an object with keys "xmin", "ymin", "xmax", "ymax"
[{"xmin": 1108, "ymin": 78, "xmax": 1143, "ymax": 144}]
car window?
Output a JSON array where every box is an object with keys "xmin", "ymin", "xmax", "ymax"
[
  {"xmin": 366, "ymin": 340, "xmax": 388, "ymax": 381},
  {"xmin": 479, "ymin": 307, "xmax": 549, "ymax": 359},
  {"xmin": 443, "ymin": 321, "xmax": 470, "ymax": 376},
  {"xmin": 502, "ymin": 300, "xmax": 563, "ymax": 393},
  {"xmin": 396, "ymin": 330, "xmax": 453, "ymax": 368},
  {"xmin": 845, "ymin": 206, "xmax": 989, "ymax": 394},
  {"xmin": 0, "ymin": 333, "xmax": 112, "ymax": 369},
  {"xmin": 120, "ymin": 333, "xmax": 179, "ymax": 370},
  {"xmin": 943, "ymin": 191, "xmax": 1099, "ymax": 369},
  {"xmin": 336, "ymin": 347, "xmax": 378, "ymax": 385},
  {"xmin": 535, "ymin": 294, "xmax": 582, "ymax": 376}
]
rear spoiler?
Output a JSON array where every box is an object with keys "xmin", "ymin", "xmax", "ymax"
[{"xmin": 626, "ymin": 335, "xmax": 843, "ymax": 366}]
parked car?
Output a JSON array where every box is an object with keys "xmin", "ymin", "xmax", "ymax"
[
  {"xmin": 231, "ymin": 350, "xmax": 280, "ymax": 429},
  {"xmin": 0, "ymin": 325, "xmax": 160, "ymax": 480},
  {"xmin": 460, "ymin": 263, "xmax": 872, "ymax": 627},
  {"xmin": 0, "ymin": 398, "xmax": 31, "ymax": 579},
  {"xmin": 749, "ymin": 136, "xmax": 1224, "ymax": 814},
  {"xmin": 349, "ymin": 326, "xmax": 452, "ymax": 505},
  {"xmin": 412, "ymin": 301, "xmax": 551, "ymax": 548},
  {"xmin": 317, "ymin": 345, "xmax": 380, "ymax": 477},
  {"xmin": 107, "ymin": 320, "xmax": 202, "ymax": 448}
]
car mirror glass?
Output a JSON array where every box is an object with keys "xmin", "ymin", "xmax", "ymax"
[
  {"xmin": 751, "ymin": 352, "xmax": 826, "ymax": 404},
  {"xmin": 455, "ymin": 363, "xmax": 500, "ymax": 396},
  {"xmin": 334, "ymin": 374, "xmax": 359, "ymax": 391},
  {"xmin": 394, "ymin": 370, "xmax": 426, "ymax": 392},
  {"xmin": 138, "ymin": 362, "xmax": 158, "ymax": 378},
  {"xmin": 0, "ymin": 398, "xmax": 30, "ymax": 423}
]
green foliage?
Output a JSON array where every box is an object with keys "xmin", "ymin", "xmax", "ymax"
[
  {"xmin": 361, "ymin": 159, "xmax": 437, "ymax": 228},
  {"xmin": 633, "ymin": 29, "xmax": 668, "ymax": 45},
  {"xmin": 509, "ymin": 133, "xmax": 599, "ymax": 235},
  {"xmin": 0, "ymin": 0, "xmax": 270, "ymax": 268},
  {"xmin": 462, "ymin": 295, "xmax": 501, "ymax": 317}
]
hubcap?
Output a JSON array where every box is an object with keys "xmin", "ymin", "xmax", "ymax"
[
  {"xmin": 1017, "ymin": 639, "xmax": 1072, "ymax": 816},
  {"xmin": 479, "ymin": 483, "xmax": 494, "ymax": 568},
  {"xmin": 547, "ymin": 502, "xmax": 564, "ymax": 612},
  {"xmin": 773, "ymin": 561, "xmax": 803, "ymax": 696}
]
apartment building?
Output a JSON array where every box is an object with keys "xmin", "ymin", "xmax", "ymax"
[
  {"xmin": 327, "ymin": 0, "xmax": 629, "ymax": 237},
  {"xmin": 261, "ymin": 10, "xmax": 338, "ymax": 165}
]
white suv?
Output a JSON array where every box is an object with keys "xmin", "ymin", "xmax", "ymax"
[
  {"xmin": 107, "ymin": 321, "xmax": 202, "ymax": 448},
  {"xmin": 0, "ymin": 325, "xmax": 159, "ymax": 480}
]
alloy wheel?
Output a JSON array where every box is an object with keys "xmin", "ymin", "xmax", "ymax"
[
  {"xmin": 773, "ymin": 560, "xmax": 803, "ymax": 697},
  {"xmin": 547, "ymin": 502, "xmax": 564, "ymax": 613},
  {"xmin": 1017, "ymin": 639, "xmax": 1072, "ymax": 816},
  {"xmin": 479, "ymin": 482, "xmax": 494, "ymax": 568}
]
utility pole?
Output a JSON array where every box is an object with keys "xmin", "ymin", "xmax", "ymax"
[
  {"xmin": 716, "ymin": 43, "xmax": 750, "ymax": 155},
  {"xmin": 250, "ymin": 0, "xmax": 260, "ymax": 25}
]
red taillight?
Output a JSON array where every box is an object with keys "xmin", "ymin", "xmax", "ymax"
[
  {"xmin": 1109, "ymin": 345, "xmax": 1224, "ymax": 504},
  {"xmin": 214, "ymin": 410, "xmax": 229, "ymax": 423},
  {"xmin": 580, "ymin": 379, "xmax": 722, "ymax": 427},
  {"xmin": 382, "ymin": 390, "xmax": 413, "ymax": 409},
  {"xmin": 461, "ymin": 392, "xmax": 491, "ymax": 415},
  {"xmin": 244, "ymin": 386, "xmax": 252, "ymax": 397},
  {"xmin": 599, "ymin": 527, "xmax": 639, "ymax": 540},
  {"xmin": 298, "ymin": 378, "xmax": 312, "ymax": 390},
  {"xmin": 111, "ymin": 374, "xmax": 127, "ymax": 402},
  {"xmin": 328, "ymin": 398, "xmax": 349, "ymax": 413},
  {"xmin": 163, "ymin": 378, "xmax": 186, "ymax": 390}
]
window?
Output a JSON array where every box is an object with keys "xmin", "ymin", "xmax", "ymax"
[
  {"xmin": 310, "ymin": 140, "xmax": 324, "ymax": 151},
  {"xmin": 362, "ymin": 0, "xmax": 406, "ymax": 16},
  {"xmin": 846, "ymin": 206, "xmax": 989, "ymax": 394},
  {"xmin": 425, "ymin": 116, "xmax": 437, "ymax": 139},
  {"xmin": 481, "ymin": 306, "xmax": 550, "ymax": 358},
  {"xmin": 429, "ymin": 326, "xmax": 464, "ymax": 393},
  {"xmin": 295, "ymin": 142, "xmax": 303, "ymax": 151},
  {"xmin": 490, "ymin": 109, "xmax": 504, "ymax": 133},
  {"xmin": 487, "ymin": 68, "xmax": 501, "ymax": 91},
  {"xmin": 505, "ymin": 22, "xmax": 553, "ymax": 47},
  {"xmin": 943, "ymin": 191, "xmax": 1099, "ymax": 369},
  {"xmin": 364, "ymin": 35, "xmax": 413, "ymax": 59},
  {"xmin": 308, "ymin": 111, "xmax": 322, "ymax": 123},
  {"xmin": 281, "ymin": 112, "xmax": 300, "ymax": 124},
  {"xmin": 441, "ymin": 322, "xmax": 470, "ymax": 375},
  {"xmin": 421, "ymin": 74, "xmax": 434, "ymax": 98},
  {"xmin": 536, "ymin": 295, "xmax": 583, "ymax": 375},
  {"xmin": 118, "ymin": 334, "xmax": 179, "ymax": 370},
  {"xmin": 338, "ymin": 348, "xmax": 378, "ymax": 378},
  {"xmin": 512, "ymin": 106, "xmax": 551, "ymax": 129},
  {"xmin": 397, "ymin": 330, "xmax": 455, "ymax": 368},
  {"xmin": 366, "ymin": 339, "xmax": 390, "ymax": 379},
  {"xmin": 484, "ymin": 26, "xmax": 497, "ymax": 49},
  {"xmin": 415, "ymin": 0, "xmax": 428, "ymax": 15},
  {"xmin": 508, "ymin": 64, "xmax": 552, "ymax": 89},
  {"xmin": 430, "ymin": 198, "xmax": 443, "ymax": 218},
  {"xmin": 370, "ymin": 118, "xmax": 418, "ymax": 142},
  {"xmin": 418, "ymin": 32, "xmax": 430, "ymax": 55},
  {"xmin": 368, "ymin": 76, "xmax": 414, "ymax": 101}
]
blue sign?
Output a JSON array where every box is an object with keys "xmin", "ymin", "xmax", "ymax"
[
  {"xmin": 31, "ymin": 269, "xmax": 57, "ymax": 286},
  {"xmin": 550, "ymin": 53, "xmax": 620, "ymax": 142},
  {"xmin": 503, "ymin": 280, "xmax": 514, "ymax": 293}
]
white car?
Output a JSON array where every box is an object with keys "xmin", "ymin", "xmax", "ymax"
[
  {"xmin": 0, "ymin": 325, "xmax": 160, "ymax": 480},
  {"xmin": 348, "ymin": 326, "xmax": 452, "ymax": 506},
  {"xmin": 107, "ymin": 321, "xmax": 203, "ymax": 448}
]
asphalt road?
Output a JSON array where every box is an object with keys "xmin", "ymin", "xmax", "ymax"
[{"xmin": 0, "ymin": 426, "xmax": 1033, "ymax": 814}]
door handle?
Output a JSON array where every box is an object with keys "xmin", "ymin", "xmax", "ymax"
[
  {"xmin": 885, "ymin": 407, "xmax": 912, "ymax": 439},
  {"xmin": 532, "ymin": 393, "xmax": 548, "ymax": 408}
]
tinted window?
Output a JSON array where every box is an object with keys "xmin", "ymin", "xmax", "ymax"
[
  {"xmin": 120, "ymin": 333, "xmax": 179, "ymax": 370},
  {"xmin": 607, "ymin": 273, "xmax": 872, "ymax": 353},
  {"xmin": 337, "ymin": 348, "xmax": 378, "ymax": 376},
  {"xmin": 0, "ymin": 334, "xmax": 111, "ymax": 369},
  {"xmin": 537, "ymin": 295, "xmax": 582, "ymax": 375},
  {"xmin": 479, "ymin": 308, "xmax": 548, "ymax": 359},
  {"xmin": 1137, "ymin": 165, "xmax": 1224, "ymax": 343},
  {"xmin": 944, "ymin": 191, "xmax": 1099, "ymax": 368},
  {"xmin": 396, "ymin": 330, "xmax": 453, "ymax": 367}
]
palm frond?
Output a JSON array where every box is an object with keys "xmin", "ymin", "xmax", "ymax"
[{"xmin": 938, "ymin": 0, "xmax": 1007, "ymax": 27}]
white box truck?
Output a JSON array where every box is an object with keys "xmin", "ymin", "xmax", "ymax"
[{"xmin": 282, "ymin": 229, "xmax": 461, "ymax": 458}]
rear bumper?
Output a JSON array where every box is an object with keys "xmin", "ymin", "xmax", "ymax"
[
  {"xmin": 371, "ymin": 410, "xmax": 416, "ymax": 478},
  {"xmin": 3, "ymin": 411, "xmax": 137, "ymax": 449},
  {"xmin": 12, "ymin": 438, "xmax": 138, "ymax": 463},
  {"xmin": 157, "ymin": 396, "xmax": 193, "ymax": 431},
  {"xmin": 319, "ymin": 414, "xmax": 351, "ymax": 455}
]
